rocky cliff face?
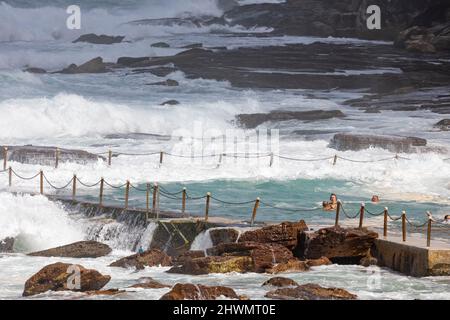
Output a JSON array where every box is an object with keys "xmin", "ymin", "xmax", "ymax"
[{"xmin": 215, "ymin": 0, "xmax": 450, "ymax": 42}]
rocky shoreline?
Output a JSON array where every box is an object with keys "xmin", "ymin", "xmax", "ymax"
[{"xmin": 18, "ymin": 220, "xmax": 381, "ymax": 300}]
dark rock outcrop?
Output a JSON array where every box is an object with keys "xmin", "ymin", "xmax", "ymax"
[
  {"xmin": 174, "ymin": 250, "xmax": 206, "ymax": 265},
  {"xmin": 296, "ymin": 227, "xmax": 378, "ymax": 264},
  {"xmin": 28, "ymin": 241, "xmax": 111, "ymax": 258},
  {"xmin": 262, "ymin": 277, "xmax": 299, "ymax": 288},
  {"xmin": 0, "ymin": 145, "xmax": 102, "ymax": 166},
  {"xmin": 73, "ymin": 34, "xmax": 125, "ymax": 45},
  {"xmin": 181, "ymin": 43, "xmax": 203, "ymax": 49},
  {"xmin": 160, "ymin": 283, "xmax": 239, "ymax": 300},
  {"xmin": 209, "ymin": 228, "xmax": 240, "ymax": 246},
  {"xmin": 57, "ymin": 57, "xmax": 108, "ymax": 74},
  {"xmin": 265, "ymin": 283, "xmax": 357, "ymax": 300},
  {"xmin": 329, "ymin": 133, "xmax": 427, "ymax": 153},
  {"xmin": 117, "ymin": 56, "xmax": 150, "ymax": 67},
  {"xmin": 23, "ymin": 262, "xmax": 110, "ymax": 297},
  {"xmin": 147, "ymin": 79, "xmax": 179, "ymax": 86},
  {"xmin": 0, "ymin": 237, "xmax": 14, "ymax": 253},
  {"xmin": 151, "ymin": 42, "xmax": 170, "ymax": 48},
  {"xmin": 238, "ymin": 221, "xmax": 308, "ymax": 250},
  {"xmin": 109, "ymin": 249, "xmax": 172, "ymax": 270},
  {"xmin": 23, "ymin": 67, "xmax": 47, "ymax": 74},
  {"xmin": 160, "ymin": 99, "xmax": 180, "ymax": 106},
  {"xmin": 167, "ymin": 255, "xmax": 254, "ymax": 275}
]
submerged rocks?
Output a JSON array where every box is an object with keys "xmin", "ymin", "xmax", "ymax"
[
  {"xmin": 0, "ymin": 237, "xmax": 14, "ymax": 253},
  {"xmin": 435, "ymin": 119, "xmax": 450, "ymax": 131},
  {"xmin": 73, "ymin": 33, "xmax": 125, "ymax": 45},
  {"xmin": 160, "ymin": 283, "xmax": 239, "ymax": 300},
  {"xmin": 0, "ymin": 145, "xmax": 101, "ymax": 166},
  {"xmin": 23, "ymin": 262, "xmax": 110, "ymax": 297},
  {"xmin": 117, "ymin": 56, "xmax": 150, "ymax": 67},
  {"xmin": 265, "ymin": 283, "xmax": 357, "ymax": 300},
  {"xmin": 160, "ymin": 99, "xmax": 180, "ymax": 106},
  {"xmin": 238, "ymin": 221, "xmax": 308, "ymax": 250},
  {"xmin": 28, "ymin": 241, "xmax": 112, "ymax": 258},
  {"xmin": 129, "ymin": 277, "xmax": 171, "ymax": 289},
  {"xmin": 209, "ymin": 228, "xmax": 240, "ymax": 246},
  {"xmin": 329, "ymin": 133, "xmax": 427, "ymax": 153},
  {"xmin": 262, "ymin": 277, "xmax": 298, "ymax": 288},
  {"xmin": 57, "ymin": 57, "xmax": 108, "ymax": 74},
  {"xmin": 147, "ymin": 79, "xmax": 179, "ymax": 86},
  {"xmin": 297, "ymin": 227, "xmax": 378, "ymax": 264},
  {"xmin": 151, "ymin": 42, "xmax": 170, "ymax": 48},
  {"xmin": 236, "ymin": 110, "xmax": 345, "ymax": 129},
  {"xmin": 109, "ymin": 249, "xmax": 172, "ymax": 270}
]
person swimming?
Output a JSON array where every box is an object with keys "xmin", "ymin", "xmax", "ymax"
[
  {"xmin": 323, "ymin": 193, "xmax": 338, "ymax": 211},
  {"xmin": 444, "ymin": 215, "xmax": 450, "ymax": 224},
  {"xmin": 371, "ymin": 195, "xmax": 380, "ymax": 203}
]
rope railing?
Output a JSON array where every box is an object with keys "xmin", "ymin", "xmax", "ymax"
[
  {"xmin": 7, "ymin": 146, "xmax": 449, "ymax": 171},
  {"xmin": 1, "ymin": 167, "xmax": 448, "ymax": 246}
]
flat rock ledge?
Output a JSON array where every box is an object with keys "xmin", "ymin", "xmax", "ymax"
[{"xmin": 28, "ymin": 241, "xmax": 112, "ymax": 258}]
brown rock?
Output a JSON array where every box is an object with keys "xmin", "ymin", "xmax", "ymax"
[
  {"xmin": 160, "ymin": 283, "xmax": 239, "ymax": 300},
  {"xmin": 129, "ymin": 277, "xmax": 171, "ymax": 289},
  {"xmin": 147, "ymin": 79, "xmax": 179, "ymax": 86},
  {"xmin": 73, "ymin": 33, "xmax": 125, "ymax": 45},
  {"xmin": 266, "ymin": 259, "xmax": 309, "ymax": 274},
  {"xmin": 167, "ymin": 255, "xmax": 253, "ymax": 275},
  {"xmin": 265, "ymin": 283, "xmax": 357, "ymax": 300},
  {"xmin": 262, "ymin": 277, "xmax": 298, "ymax": 287},
  {"xmin": 174, "ymin": 250, "xmax": 206, "ymax": 265},
  {"xmin": 306, "ymin": 256, "xmax": 332, "ymax": 267},
  {"xmin": 58, "ymin": 57, "xmax": 108, "ymax": 74},
  {"xmin": 209, "ymin": 228, "xmax": 240, "ymax": 246},
  {"xmin": 297, "ymin": 227, "xmax": 378, "ymax": 264},
  {"xmin": 23, "ymin": 262, "xmax": 110, "ymax": 297},
  {"xmin": 238, "ymin": 221, "xmax": 308, "ymax": 250},
  {"xmin": 28, "ymin": 241, "xmax": 112, "ymax": 258},
  {"xmin": 86, "ymin": 289, "xmax": 126, "ymax": 296},
  {"xmin": 109, "ymin": 249, "xmax": 172, "ymax": 270}
]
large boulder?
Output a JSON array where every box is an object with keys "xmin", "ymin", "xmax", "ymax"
[
  {"xmin": 174, "ymin": 250, "xmax": 206, "ymax": 265},
  {"xmin": 160, "ymin": 283, "xmax": 239, "ymax": 300},
  {"xmin": 209, "ymin": 228, "xmax": 240, "ymax": 246},
  {"xmin": 236, "ymin": 110, "xmax": 345, "ymax": 129},
  {"xmin": 238, "ymin": 221, "xmax": 308, "ymax": 250},
  {"xmin": 167, "ymin": 256, "xmax": 253, "ymax": 275},
  {"xmin": 265, "ymin": 283, "xmax": 357, "ymax": 300},
  {"xmin": 0, "ymin": 237, "xmax": 14, "ymax": 253},
  {"xmin": 434, "ymin": 119, "xmax": 450, "ymax": 131},
  {"xmin": 28, "ymin": 241, "xmax": 111, "ymax": 258},
  {"xmin": 329, "ymin": 133, "xmax": 427, "ymax": 153},
  {"xmin": 23, "ymin": 262, "xmax": 110, "ymax": 297},
  {"xmin": 266, "ymin": 259, "xmax": 310, "ymax": 274},
  {"xmin": 73, "ymin": 33, "xmax": 125, "ymax": 45},
  {"xmin": 151, "ymin": 42, "xmax": 170, "ymax": 48},
  {"xmin": 262, "ymin": 277, "xmax": 298, "ymax": 287},
  {"xmin": 147, "ymin": 79, "xmax": 179, "ymax": 86},
  {"xmin": 57, "ymin": 57, "xmax": 108, "ymax": 74},
  {"xmin": 296, "ymin": 227, "xmax": 378, "ymax": 264},
  {"xmin": 109, "ymin": 249, "xmax": 172, "ymax": 270}
]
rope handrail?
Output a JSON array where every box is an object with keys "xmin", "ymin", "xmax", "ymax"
[
  {"xmin": 405, "ymin": 216, "xmax": 429, "ymax": 228},
  {"xmin": 103, "ymin": 180, "xmax": 128, "ymax": 189},
  {"xmin": 276, "ymin": 155, "xmax": 335, "ymax": 162},
  {"xmin": 340, "ymin": 204, "xmax": 361, "ymax": 219},
  {"xmin": 336, "ymin": 156, "xmax": 399, "ymax": 163},
  {"xmin": 129, "ymin": 183, "xmax": 150, "ymax": 192},
  {"xmin": 260, "ymin": 200, "xmax": 321, "ymax": 212},
  {"xmin": 364, "ymin": 208, "xmax": 385, "ymax": 216},
  {"xmin": 75, "ymin": 177, "xmax": 102, "ymax": 188},
  {"xmin": 43, "ymin": 174, "xmax": 73, "ymax": 190},
  {"xmin": 210, "ymin": 196, "xmax": 255, "ymax": 206},
  {"xmin": 11, "ymin": 169, "xmax": 40, "ymax": 181}
]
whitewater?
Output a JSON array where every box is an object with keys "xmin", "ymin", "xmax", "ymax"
[{"xmin": 0, "ymin": 0, "xmax": 449, "ymax": 300}]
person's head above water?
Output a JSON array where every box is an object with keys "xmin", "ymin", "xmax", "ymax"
[
  {"xmin": 371, "ymin": 195, "xmax": 380, "ymax": 203},
  {"xmin": 330, "ymin": 194, "xmax": 337, "ymax": 202},
  {"xmin": 445, "ymin": 215, "xmax": 450, "ymax": 221}
]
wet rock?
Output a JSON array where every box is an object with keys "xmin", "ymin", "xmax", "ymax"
[
  {"xmin": 133, "ymin": 66, "xmax": 178, "ymax": 77},
  {"xmin": 23, "ymin": 67, "xmax": 47, "ymax": 74},
  {"xmin": 209, "ymin": 228, "xmax": 240, "ymax": 246},
  {"xmin": 181, "ymin": 43, "xmax": 203, "ymax": 49},
  {"xmin": 238, "ymin": 221, "xmax": 308, "ymax": 250},
  {"xmin": 73, "ymin": 33, "xmax": 125, "ymax": 45},
  {"xmin": 160, "ymin": 99, "xmax": 180, "ymax": 106},
  {"xmin": 329, "ymin": 133, "xmax": 427, "ymax": 153},
  {"xmin": 86, "ymin": 289, "xmax": 126, "ymax": 296},
  {"xmin": 57, "ymin": 57, "xmax": 108, "ymax": 74},
  {"xmin": 174, "ymin": 250, "xmax": 206, "ymax": 265},
  {"xmin": 160, "ymin": 283, "xmax": 239, "ymax": 300},
  {"xmin": 306, "ymin": 256, "xmax": 332, "ymax": 267},
  {"xmin": 435, "ymin": 119, "xmax": 450, "ymax": 131},
  {"xmin": 29, "ymin": 241, "xmax": 111, "ymax": 258},
  {"xmin": 207, "ymin": 241, "xmax": 294, "ymax": 273},
  {"xmin": 109, "ymin": 249, "xmax": 172, "ymax": 270},
  {"xmin": 117, "ymin": 56, "xmax": 150, "ymax": 67},
  {"xmin": 129, "ymin": 277, "xmax": 171, "ymax": 289},
  {"xmin": 167, "ymin": 256, "xmax": 254, "ymax": 275},
  {"xmin": 216, "ymin": 0, "xmax": 239, "ymax": 12},
  {"xmin": 147, "ymin": 79, "xmax": 179, "ymax": 86},
  {"xmin": 262, "ymin": 277, "xmax": 299, "ymax": 287},
  {"xmin": 266, "ymin": 259, "xmax": 310, "ymax": 274},
  {"xmin": 23, "ymin": 262, "xmax": 110, "ymax": 297},
  {"xmin": 236, "ymin": 110, "xmax": 345, "ymax": 129},
  {"xmin": 265, "ymin": 283, "xmax": 357, "ymax": 300},
  {"xmin": 0, "ymin": 237, "xmax": 14, "ymax": 253},
  {"xmin": 151, "ymin": 42, "xmax": 170, "ymax": 48},
  {"xmin": 296, "ymin": 227, "xmax": 378, "ymax": 264},
  {"xmin": 0, "ymin": 145, "xmax": 102, "ymax": 166}
]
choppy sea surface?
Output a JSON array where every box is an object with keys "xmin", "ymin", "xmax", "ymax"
[{"xmin": 0, "ymin": 0, "xmax": 449, "ymax": 300}]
